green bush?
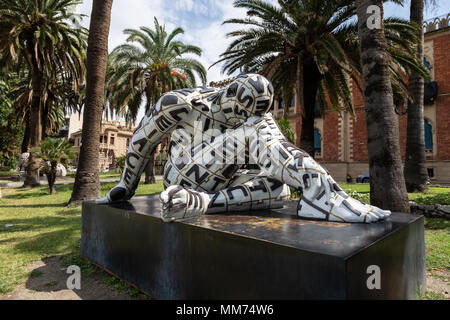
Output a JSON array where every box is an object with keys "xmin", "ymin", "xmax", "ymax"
[{"xmin": 413, "ymin": 193, "xmax": 450, "ymax": 205}]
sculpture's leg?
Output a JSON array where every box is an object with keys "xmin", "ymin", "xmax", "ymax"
[
  {"xmin": 160, "ymin": 173, "xmax": 290, "ymax": 222},
  {"xmin": 251, "ymin": 115, "xmax": 391, "ymax": 223}
]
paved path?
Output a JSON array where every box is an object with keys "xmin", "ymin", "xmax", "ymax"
[{"xmin": 0, "ymin": 176, "xmax": 163, "ymax": 188}]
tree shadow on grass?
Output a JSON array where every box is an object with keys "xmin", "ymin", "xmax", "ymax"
[
  {"xmin": 12, "ymin": 226, "xmax": 80, "ymax": 258},
  {"xmin": 3, "ymin": 190, "xmax": 49, "ymax": 200},
  {"xmin": 11, "ymin": 256, "xmax": 141, "ymax": 300},
  {"xmin": 424, "ymin": 218, "xmax": 449, "ymax": 230},
  {"xmin": 0, "ymin": 203, "xmax": 68, "ymax": 208},
  {"xmin": 1, "ymin": 215, "xmax": 80, "ymax": 236},
  {"xmin": 57, "ymin": 208, "xmax": 81, "ymax": 215}
]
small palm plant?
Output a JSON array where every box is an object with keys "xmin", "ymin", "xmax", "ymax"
[
  {"xmin": 114, "ymin": 156, "xmax": 126, "ymax": 174},
  {"xmin": 31, "ymin": 137, "xmax": 77, "ymax": 194}
]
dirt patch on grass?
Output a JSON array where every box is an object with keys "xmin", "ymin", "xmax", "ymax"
[
  {"xmin": 425, "ymin": 269, "xmax": 449, "ymax": 300},
  {"xmin": 0, "ymin": 256, "xmax": 144, "ymax": 300}
]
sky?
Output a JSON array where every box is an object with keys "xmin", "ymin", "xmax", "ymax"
[{"xmin": 75, "ymin": 0, "xmax": 450, "ymax": 121}]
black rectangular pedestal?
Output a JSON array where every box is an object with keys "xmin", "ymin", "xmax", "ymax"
[{"xmin": 81, "ymin": 195, "xmax": 426, "ymax": 299}]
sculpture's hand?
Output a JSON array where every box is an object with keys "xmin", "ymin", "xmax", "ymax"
[
  {"xmin": 95, "ymin": 183, "xmax": 131, "ymax": 204},
  {"xmin": 160, "ymin": 185, "xmax": 210, "ymax": 222}
]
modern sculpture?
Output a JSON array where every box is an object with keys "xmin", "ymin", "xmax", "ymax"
[{"xmin": 97, "ymin": 73, "xmax": 390, "ymax": 223}]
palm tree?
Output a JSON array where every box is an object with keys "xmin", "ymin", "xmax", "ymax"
[
  {"xmin": 69, "ymin": 0, "xmax": 113, "ymax": 205},
  {"xmin": 404, "ymin": 0, "xmax": 428, "ymax": 192},
  {"xmin": 355, "ymin": 0, "xmax": 410, "ymax": 212},
  {"xmin": 9, "ymin": 71, "xmax": 79, "ymax": 147},
  {"xmin": 214, "ymin": 0, "xmax": 427, "ymax": 157},
  {"xmin": 33, "ymin": 137, "xmax": 77, "ymax": 194},
  {"xmin": 0, "ymin": 0, "xmax": 87, "ymax": 186},
  {"xmin": 106, "ymin": 18, "xmax": 207, "ymax": 183}
]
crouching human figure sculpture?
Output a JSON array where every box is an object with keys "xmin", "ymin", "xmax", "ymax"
[{"xmin": 97, "ymin": 74, "xmax": 391, "ymax": 223}]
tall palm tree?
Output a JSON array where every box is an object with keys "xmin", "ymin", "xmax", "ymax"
[
  {"xmin": 69, "ymin": 0, "xmax": 113, "ymax": 205},
  {"xmin": 0, "ymin": 0, "xmax": 87, "ymax": 186},
  {"xmin": 214, "ymin": 0, "xmax": 427, "ymax": 157},
  {"xmin": 404, "ymin": 0, "xmax": 428, "ymax": 192},
  {"xmin": 107, "ymin": 18, "xmax": 207, "ymax": 120},
  {"xmin": 355, "ymin": 0, "xmax": 410, "ymax": 212},
  {"xmin": 106, "ymin": 18, "xmax": 207, "ymax": 183}
]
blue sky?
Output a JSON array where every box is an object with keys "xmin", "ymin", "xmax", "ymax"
[{"xmin": 76, "ymin": 0, "xmax": 449, "ymax": 121}]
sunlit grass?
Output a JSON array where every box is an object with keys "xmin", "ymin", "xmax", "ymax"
[
  {"xmin": 0, "ymin": 180, "xmax": 163, "ymax": 294},
  {"xmin": 0, "ymin": 181, "xmax": 448, "ymax": 296}
]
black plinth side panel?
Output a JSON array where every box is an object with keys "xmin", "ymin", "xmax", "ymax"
[{"xmin": 81, "ymin": 195, "xmax": 426, "ymax": 299}]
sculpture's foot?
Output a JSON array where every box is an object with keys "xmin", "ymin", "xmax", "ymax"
[
  {"xmin": 297, "ymin": 193, "xmax": 391, "ymax": 223},
  {"xmin": 95, "ymin": 185, "xmax": 130, "ymax": 204},
  {"xmin": 160, "ymin": 185, "xmax": 210, "ymax": 222}
]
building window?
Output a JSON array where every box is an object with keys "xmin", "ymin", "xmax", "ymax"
[
  {"xmin": 126, "ymin": 138, "xmax": 130, "ymax": 147},
  {"xmin": 424, "ymin": 119, "xmax": 433, "ymax": 153},
  {"xmin": 278, "ymin": 98, "xmax": 284, "ymax": 110},
  {"xmin": 314, "ymin": 128, "xmax": 322, "ymax": 157},
  {"xmin": 110, "ymin": 136, "xmax": 115, "ymax": 145}
]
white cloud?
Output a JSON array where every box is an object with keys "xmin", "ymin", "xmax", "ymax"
[{"xmin": 77, "ymin": 0, "xmax": 447, "ymax": 123}]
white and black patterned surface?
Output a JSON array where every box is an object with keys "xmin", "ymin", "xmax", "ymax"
[{"xmin": 97, "ymin": 74, "xmax": 391, "ymax": 223}]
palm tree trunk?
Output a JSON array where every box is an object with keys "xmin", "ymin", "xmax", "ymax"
[
  {"xmin": 23, "ymin": 69, "xmax": 43, "ymax": 187},
  {"xmin": 144, "ymin": 154, "xmax": 156, "ymax": 184},
  {"xmin": 48, "ymin": 162, "xmax": 57, "ymax": 194},
  {"xmin": 404, "ymin": 0, "xmax": 429, "ymax": 192},
  {"xmin": 69, "ymin": 0, "xmax": 113, "ymax": 205},
  {"xmin": 300, "ymin": 63, "xmax": 320, "ymax": 157},
  {"xmin": 355, "ymin": 0, "xmax": 410, "ymax": 212},
  {"xmin": 21, "ymin": 111, "xmax": 30, "ymax": 154}
]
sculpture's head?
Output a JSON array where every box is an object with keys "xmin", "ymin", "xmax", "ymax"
[{"xmin": 221, "ymin": 74, "xmax": 274, "ymax": 124}]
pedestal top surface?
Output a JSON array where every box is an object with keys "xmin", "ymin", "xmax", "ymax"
[{"xmin": 98, "ymin": 195, "xmax": 422, "ymax": 259}]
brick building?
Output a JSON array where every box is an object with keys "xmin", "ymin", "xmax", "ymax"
[{"xmin": 273, "ymin": 14, "xmax": 450, "ymax": 184}]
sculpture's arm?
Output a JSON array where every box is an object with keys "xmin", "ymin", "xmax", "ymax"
[{"xmin": 96, "ymin": 92, "xmax": 193, "ymax": 203}]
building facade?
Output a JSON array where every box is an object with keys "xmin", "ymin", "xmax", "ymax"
[
  {"xmin": 70, "ymin": 119, "xmax": 135, "ymax": 171},
  {"xmin": 273, "ymin": 14, "xmax": 450, "ymax": 184}
]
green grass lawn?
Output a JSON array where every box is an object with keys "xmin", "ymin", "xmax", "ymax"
[
  {"xmin": 0, "ymin": 170, "xmax": 18, "ymax": 180},
  {"xmin": 0, "ymin": 181, "xmax": 163, "ymax": 295},
  {"xmin": 0, "ymin": 182, "xmax": 448, "ymax": 297}
]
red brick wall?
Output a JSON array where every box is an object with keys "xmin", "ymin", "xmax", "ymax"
[
  {"xmin": 294, "ymin": 30, "xmax": 449, "ymax": 163},
  {"xmin": 431, "ymin": 32, "xmax": 450, "ymax": 161},
  {"xmin": 436, "ymin": 95, "xmax": 450, "ymax": 160},
  {"xmin": 352, "ymin": 77, "xmax": 365, "ymax": 107}
]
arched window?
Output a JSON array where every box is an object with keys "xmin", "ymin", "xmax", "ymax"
[{"xmin": 424, "ymin": 119, "xmax": 433, "ymax": 152}]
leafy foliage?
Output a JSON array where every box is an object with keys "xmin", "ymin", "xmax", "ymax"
[
  {"xmin": 214, "ymin": 0, "xmax": 429, "ymax": 116},
  {"xmin": 114, "ymin": 156, "xmax": 126, "ymax": 174},
  {"xmin": 277, "ymin": 117, "xmax": 296, "ymax": 144},
  {"xmin": 0, "ymin": 78, "xmax": 22, "ymax": 168},
  {"xmin": 31, "ymin": 137, "xmax": 77, "ymax": 193},
  {"xmin": 0, "ymin": 0, "xmax": 88, "ymax": 142},
  {"xmin": 32, "ymin": 137, "xmax": 77, "ymax": 170},
  {"xmin": 106, "ymin": 18, "xmax": 207, "ymax": 122}
]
